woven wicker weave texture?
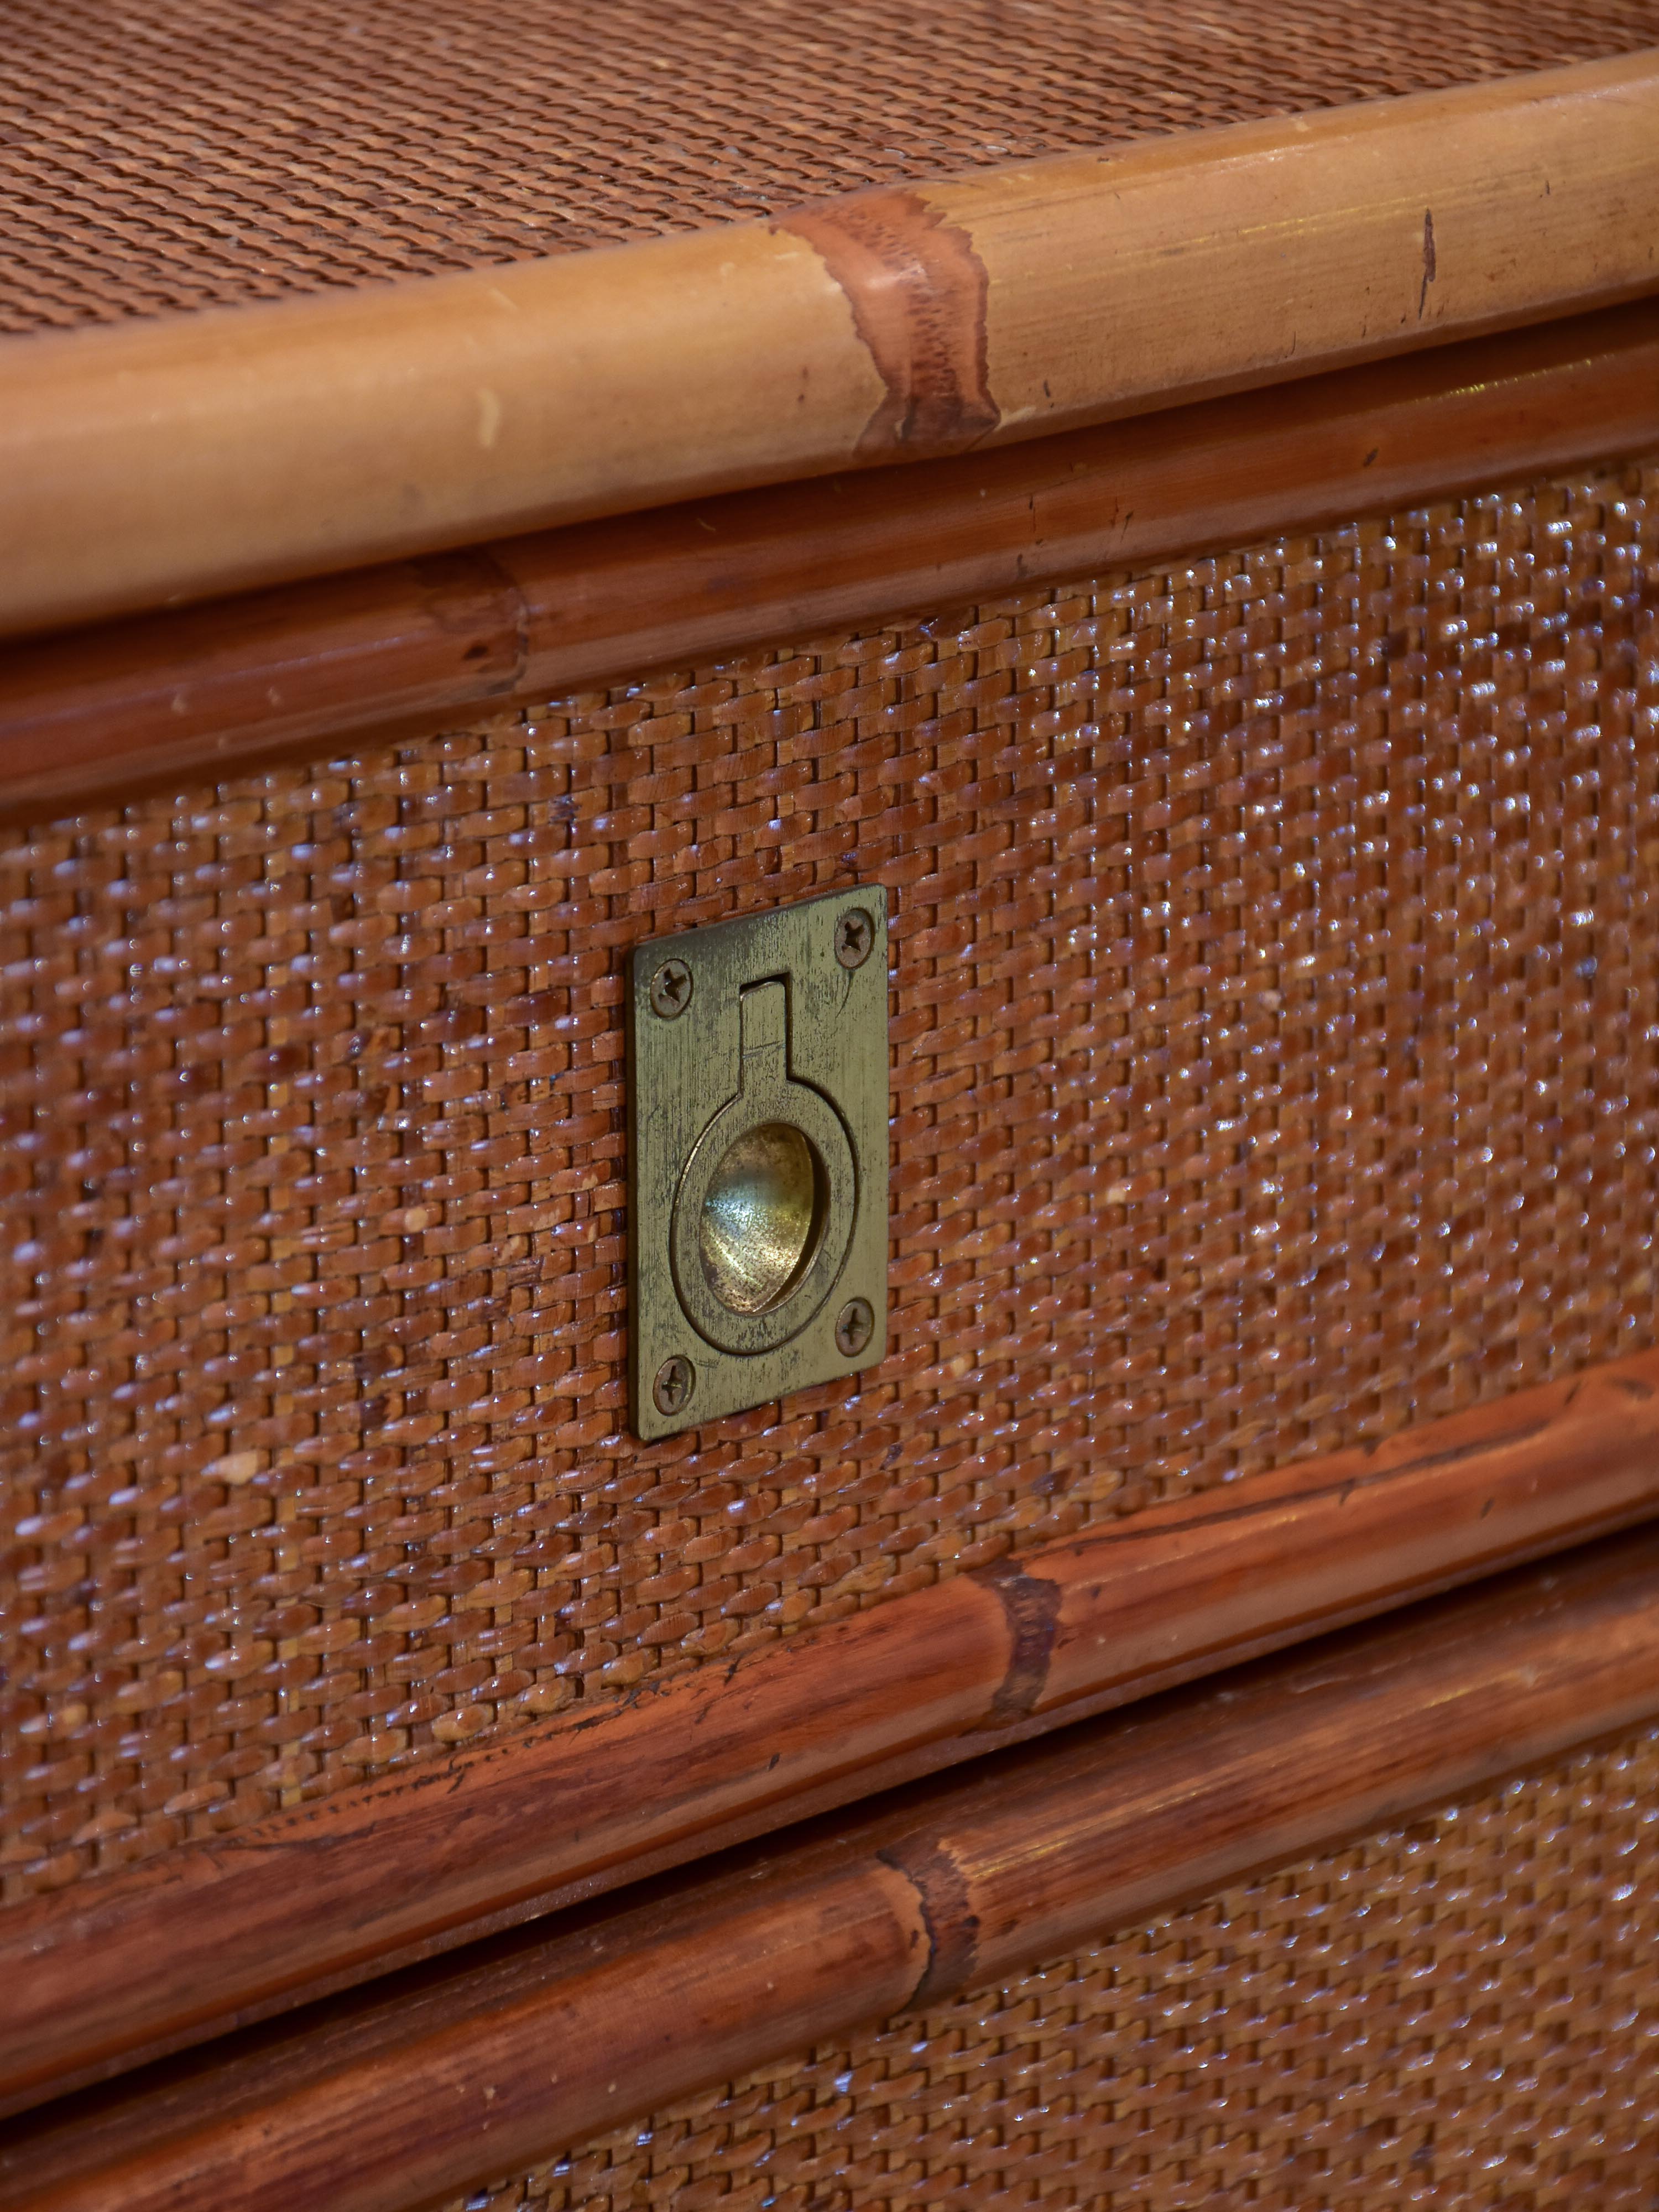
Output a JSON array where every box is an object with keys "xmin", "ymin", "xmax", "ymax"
[
  {"xmin": 4, "ymin": 455, "xmax": 1659, "ymax": 1901},
  {"xmin": 456, "ymin": 1722, "xmax": 1659, "ymax": 2212},
  {"xmin": 4, "ymin": 0, "xmax": 1659, "ymax": 333}
]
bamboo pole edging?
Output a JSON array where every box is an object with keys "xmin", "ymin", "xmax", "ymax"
[
  {"xmin": 3, "ymin": 298, "xmax": 1658, "ymax": 815},
  {"xmin": 0, "ymin": 53, "xmax": 1655, "ymax": 640},
  {"xmin": 4, "ymin": 1350, "xmax": 1659, "ymax": 2116},
  {"xmin": 9, "ymin": 1528, "xmax": 1659, "ymax": 2212}
]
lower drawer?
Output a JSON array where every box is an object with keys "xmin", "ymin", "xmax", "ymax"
[
  {"xmin": 473, "ymin": 1721, "xmax": 1659, "ymax": 2212},
  {"xmin": 12, "ymin": 1530, "xmax": 1658, "ymax": 2212}
]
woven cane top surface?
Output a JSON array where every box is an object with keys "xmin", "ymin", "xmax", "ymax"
[
  {"xmin": 4, "ymin": 0, "xmax": 1658, "ymax": 334},
  {"xmin": 459, "ymin": 1722, "xmax": 1659, "ymax": 2211},
  {"xmin": 3, "ymin": 452, "xmax": 1658, "ymax": 1900}
]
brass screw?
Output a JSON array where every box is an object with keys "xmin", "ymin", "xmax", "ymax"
[
  {"xmin": 834, "ymin": 909, "xmax": 874, "ymax": 971},
  {"xmin": 649, "ymin": 958, "xmax": 693, "ymax": 1019},
  {"xmin": 834, "ymin": 1297, "xmax": 875, "ymax": 1358},
  {"xmin": 653, "ymin": 1354, "xmax": 695, "ymax": 1416}
]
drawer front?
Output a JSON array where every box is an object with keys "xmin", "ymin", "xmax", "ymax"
[{"xmin": 5, "ymin": 455, "xmax": 1659, "ymax": 1905}]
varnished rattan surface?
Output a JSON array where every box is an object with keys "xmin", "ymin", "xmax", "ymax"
[
  {"xmin": 4, "ymin": 0, "xmax": 1658, "ymax": 333},
  {"xmin": 458, "ymin": 1723, "xmax": 1659, "ymax": 2210},
  {"xmin": 4, "ymin": 457, "xmax": 1659, "ymax": 1900}
]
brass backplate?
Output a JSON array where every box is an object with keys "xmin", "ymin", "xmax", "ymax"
[{"xmin": 628, "ymin": 890, "xmax": 889, "ymax": 1439}]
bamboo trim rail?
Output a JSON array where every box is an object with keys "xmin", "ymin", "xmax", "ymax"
[
  {"xmin": 5, "ymin": 1352, "xmax": 1659, "ymax": 2116},
  {"xmin": 0, "ymin": 53, "xmax": 1655, "ymax": 640},
  {"xmin": 9, "ymin": 1528, "xmax": 1659, "ymax": 2212},
  {"xmin": 4, "ymin": 298, "xmax": 1658, "ymax": 815}
]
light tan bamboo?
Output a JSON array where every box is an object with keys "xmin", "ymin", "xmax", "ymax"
[
  {"xmin": 3, "ymin": 301, "xmax": 1653, "ymax": 815},
  {"xmin": 0, "ymin": 51, "xmax": 1655, "ymax": 639}
]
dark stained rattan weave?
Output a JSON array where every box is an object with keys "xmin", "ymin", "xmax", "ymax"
[
  {"xmin": 3, "ymin": 0, "xmax": 1658, "ymax": 333},
  {"xmin": 4, "ymin": 456, "xmax": 1659, "ymax": 1900},
  {"xmin": 457, "ymin": 1723, "xmax": 1659, "ymax": 2211}
]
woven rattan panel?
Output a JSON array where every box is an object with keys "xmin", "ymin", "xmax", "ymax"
[
  {"xmin": 4, "ymin": 0, "xmax": 1659, "ymax": 333},
  {"xmin": 456, "ymin": 1723, "xmax": 1659, "ymax": 2212},
  {"xmin": 4, "ymin": 456, "xmax": 1659, "ymax": 1901}
]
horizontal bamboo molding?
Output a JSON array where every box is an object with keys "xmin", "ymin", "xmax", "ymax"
[
  {"xmin": 5, "ymin": 1352, "xmax": 1659, "ymax": 2117},
  {"xmin": 10, "ymin": 1528, "xmax": 1659, "ymax": 2212},
  {"xmin": 0, "ymin": 53, "xmax": 1656, "ymax": 641},
  {"xmin": 5, "ymin": 298, "xmax": 1659, "ymax": 813}
]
